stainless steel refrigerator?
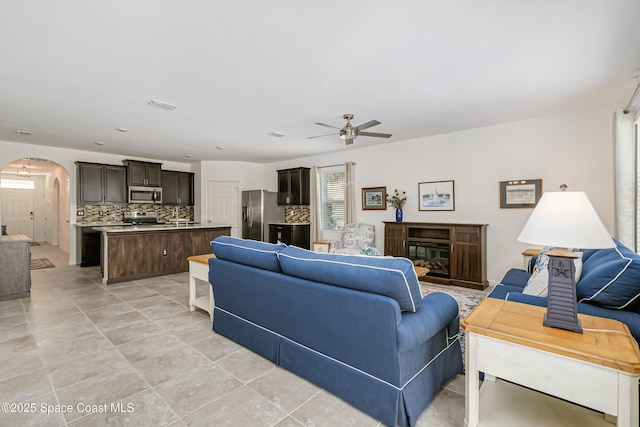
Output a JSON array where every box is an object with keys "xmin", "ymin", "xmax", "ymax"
[{"xmin": 242, "ymin": 190, "xmax": 284, "ymax": 242}]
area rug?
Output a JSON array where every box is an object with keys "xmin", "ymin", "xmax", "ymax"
[
  {"xmin": 31, "ymin": 258, "xmax": 55, "ymax": 270},
  {"xmin": 419, "ymin": 282, "xmax": 488, "ymax": 370}
]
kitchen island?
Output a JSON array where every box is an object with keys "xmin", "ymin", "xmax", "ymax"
[
  {"xmin": 0, "ymin": 235, "xmax": 31, "ymax": 300},
  {"xmin": 95, "ymin": 224, "xmax": 231, "ymax": 284}
]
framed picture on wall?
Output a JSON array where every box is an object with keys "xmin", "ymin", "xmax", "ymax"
[
  {"xmin": 362, "ymin": 186, "xmax": 387, "ymax": 210},
  {"xmin": 418, "ymin": 180, "xmax": 455, "ymax": 211},
  {"xmin": 499, "ymin": 179, "xmax": 542, "ymax": 208}
]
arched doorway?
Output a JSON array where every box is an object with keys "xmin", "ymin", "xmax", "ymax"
[{"xmin": 0, "ymin": 158, "xmax": 71, "ymax": 260}]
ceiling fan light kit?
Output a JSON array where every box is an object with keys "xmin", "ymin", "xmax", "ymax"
[{"xmin": 309, "ymin": 113, "xmax": 391, "ymax": 144}]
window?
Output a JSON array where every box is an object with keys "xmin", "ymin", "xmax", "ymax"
[{"xmin": 319, "ymin": 165, "xmax": 345, "ymax": 230}]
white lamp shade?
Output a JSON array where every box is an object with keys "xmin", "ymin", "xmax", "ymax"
[{"xmin": 517, "ymin": 191, "xmax": 615, "ymax": 249}]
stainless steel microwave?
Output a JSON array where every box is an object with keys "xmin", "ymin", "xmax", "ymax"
[{"xmin": 128, "ymin": 186, "xmax": 162, "ymax": 204}]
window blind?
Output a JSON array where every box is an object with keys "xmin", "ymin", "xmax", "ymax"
[{"xmin": 319, "ymin": 165, "xmax": 345, "ymax": 230}]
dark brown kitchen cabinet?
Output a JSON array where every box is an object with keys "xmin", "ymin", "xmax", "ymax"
[
  {"xmin": 76, "ymin": 162, "xmax": 127, "ymax": 205},
  {"xmin": 383, "ymin": 222, "xmax": 488, "ymax": 290},
  {"xmin": 123, "ymin": 160, "xmax": 162, "ymax": 187},
  {"xmin": 269, "ymin": 224, "xmax": 310, "ymax": 249},
  {"xmin": 76, "ymin": 226, "xmax": 101, "ymax": 267},
  {"xmin": 162, "ymin": 170, "xmax": 194, "ymax": 205},
  {"xmin": 277, "ymin": 167, "xmax": 310, "ymax": 205}
]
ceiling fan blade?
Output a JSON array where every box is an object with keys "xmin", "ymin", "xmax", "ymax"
[
  {"xmin": 315, "ymin": 122, "xmax": 341, "ymax": 130},
  {"xmin": 358, "ymin": 131, "xmax": 392, "ymax": 138},
  {"xmin": 307, "ymin": 132, "xmax": 339, "ymax": 139},
  {"xmin": 355, "ymin": 120, "xmax": 381, "ymax": 131}
]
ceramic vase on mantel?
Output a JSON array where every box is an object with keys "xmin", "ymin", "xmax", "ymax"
[{"xmin": 395, "ymin": 208, "xmax": 403, "ymax": 222}]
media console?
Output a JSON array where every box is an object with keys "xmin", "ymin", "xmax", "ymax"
[{"xmin": 384, "ymin": 221, "xmax": 488, "ymax": 290}]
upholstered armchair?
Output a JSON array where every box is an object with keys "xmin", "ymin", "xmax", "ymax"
[{"xmin": 329, "ymin": 223, "xmax": 378, "ymax": 255}]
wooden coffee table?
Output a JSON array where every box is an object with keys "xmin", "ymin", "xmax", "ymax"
[
  {"xmin": 413, "ymin": 266, "xmax": 429, "ymax": 277},
  {"xmin": 462, "ymin": 298, "xmax": 640, "ymax": 427}
]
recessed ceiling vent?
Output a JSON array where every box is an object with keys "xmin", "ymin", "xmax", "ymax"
[
  {"xmin": 268, "ymin": 131, "xmax": 287, "ymax": 138},
  {"xmin": 17, "ymin": 130, "xmax": 34, "ymax": 135},
  {"xmin": 148, "ymin": 99, "xmax": 177, "ymax": 111}
]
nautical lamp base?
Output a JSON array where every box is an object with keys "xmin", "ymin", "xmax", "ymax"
[{"xmin": 543, "ymin": 249, "xmax": 583, "ymax": 334}]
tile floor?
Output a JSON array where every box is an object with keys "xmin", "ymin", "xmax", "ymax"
[{"xmin": 0, "ymin": 243, "xmax": 465, "ymax": 427}]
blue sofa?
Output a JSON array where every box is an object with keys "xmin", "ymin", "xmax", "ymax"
[
  {"xmin": 208, "ymin": 236, "xmax": 463, "ymax": 427},
  {"xmin": 488, "ymin": 239, "xmax": 640, "ymax": 343}
]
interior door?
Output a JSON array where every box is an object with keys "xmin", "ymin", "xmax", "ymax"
[
  {"xmin": 206, "ymin": 181, "xmax": 238, "ymax": 235},
  {"xmin": 1, "ymin": 188, "xmax": 35, "ymax": 239}
]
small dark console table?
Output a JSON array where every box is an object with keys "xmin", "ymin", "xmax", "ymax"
[
  {"xmin": 0, "ymin": 234, "xmax": 31, "ymax": 300},
  {"xmin": 384, "ymin": 222, "xmax": 488, "ymax": 290}
]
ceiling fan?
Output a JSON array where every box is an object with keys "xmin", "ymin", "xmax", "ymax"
[{"xmin": 308, "ymin": 113, "xmax": 392, "ymax": 145}]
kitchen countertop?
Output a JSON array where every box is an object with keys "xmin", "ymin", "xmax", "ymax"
[
  {"xmin": 76, "ymin": 221, "xmax": 199, "ymax": 228},
  {"xmin": 93, "ymin": 223, "xmax": 231, "ymax": 232},
  {"xmin": 74, "ymin": 222, "xmax": 131, "ymax": 227},
  {"xmin": 268, "ymin": 222, "xmax": 311, "ymax": 225},
  {"xmin": 0, "ymin": 235, "xmax": 31, "ymax": 242}
]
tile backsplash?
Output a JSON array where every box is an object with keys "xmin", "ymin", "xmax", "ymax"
[
  {"xmin": 77, "ymin": 203, "xmax": 306, "ymax": 224},
  {"xmin": 76, "ymin": 204, "xmax": 194, "ymax": 223},
  {"xmin": 285, "ymin": 205, "xmax": 310, "ymax": 223}
]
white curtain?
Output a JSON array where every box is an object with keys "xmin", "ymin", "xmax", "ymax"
[
  {"xmin": 310, "ymin": 166, "xmax": 321, "ymax": 243},
  {"xmin": 345, "ymin": 161, "xmax": 356, "ymax": 224},
  {"xmin": 614, "ymin": 108, "xmax": 636, "ymax": 251}
]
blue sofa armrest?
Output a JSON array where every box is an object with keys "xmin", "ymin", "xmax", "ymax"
[
  {"xmin": 500, "ymin": 268, "xmax": 531, "ymax": 290},
  {"xmin": 501, "ymin": 291, "xmax": 548, "ymax": 308},
  {"xmin": 396, "ymin": 292, "xmax": 459, "ymax": 351}
]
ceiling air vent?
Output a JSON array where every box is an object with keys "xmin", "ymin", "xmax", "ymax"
[
  {"xmin": 148, "ymin": 99, "xmax": 177, "ymax": 111},
  {"xmin": 268, "ymin": 131, "xmax": 287, "ymax": 138}
]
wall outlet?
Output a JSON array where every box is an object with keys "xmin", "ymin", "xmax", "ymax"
[
  {"xmin": 77, "ymin": 210, "xmax": 84, "ymax": 216},
  {"xmin": 162, "ymin": 249, "xmax": 167, "ymax": 256},
  {"xmin": 99, "ymin": 211, "xmax": 104, "ymax": 216}
]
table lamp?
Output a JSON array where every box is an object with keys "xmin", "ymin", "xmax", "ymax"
[{"xmin": 517, "ymin": 187, "xmax": 615, "ymax": 333}]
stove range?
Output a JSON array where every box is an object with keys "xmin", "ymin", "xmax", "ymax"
[{"xmin": 123, "ymin": 211, "xmax": 159, "ymax": 225}]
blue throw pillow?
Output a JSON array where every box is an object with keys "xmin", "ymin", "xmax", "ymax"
[
  {"xmin": 211, "ymin": 236, "xmax": 286, "ymax": 272},
  {"xmin": 577, "ymin": 239, "xmax": 640, "ymax": 312},
  {"xmin": 278, "ymin": 246, "xmax": 422, "ymax": 312}
]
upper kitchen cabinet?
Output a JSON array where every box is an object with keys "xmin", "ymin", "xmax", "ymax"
[
  {"xmin": 123, "ymin": 160, "xmax": 162, "ymax": 187},
  {"xmin": 162, "ymin": 170, "xmax": 194, "ymax": 205},
  {"xmin": 76, "ymin": 162, "xmax": 127, "ymax": 205},
  {"xmin": 277, "ymin": 167, "xmax": 310, "ymax": 205}
]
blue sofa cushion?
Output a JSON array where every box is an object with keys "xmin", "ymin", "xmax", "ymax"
[
  {"xmin": 577, "ymin": 239, "xmax": 640, "ymax": 313},
  {"xmin": 278, "ymin": 246, "xmax": 422, "ymax": 312},
  {"xmin": 211, "ymin": 236, "xmax": 286, "ymax": 272}
]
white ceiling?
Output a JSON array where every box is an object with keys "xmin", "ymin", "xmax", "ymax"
[{"xmin": 1, "ymin": 1, "xmax": 639, "ymax": 164}]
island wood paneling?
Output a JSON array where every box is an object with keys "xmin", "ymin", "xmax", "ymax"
[{"xmin": 105, "ymin": 227, "xmax": 230, "ymax": 284}]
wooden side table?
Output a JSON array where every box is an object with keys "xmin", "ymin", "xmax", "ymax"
[
  {"xmin": 413, "ymin": 266, "xmax": 429, "ymax": 277},
  {"xmin": 462, "ymin": 298, "xmax": 640, "ymax": 427},
  {"xmin": 312, "ymin": 241, "xmax": 332, "ymax": 253},
  {"xmin": 187, "ymin": 254, "xmax": 216, "ymax": 320},
  {"xmin": 521, "ymin": 247, "xmax": 541, "ymax": 270}
]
